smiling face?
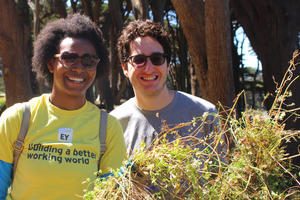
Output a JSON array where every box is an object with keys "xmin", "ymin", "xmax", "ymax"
[
  {"xmin": 48, "ymin": 37, "xmax": 97, "ymax": 105},
  {"xmin": 123, "ymin": 36, "xmax": 170, "ymax": 99}
]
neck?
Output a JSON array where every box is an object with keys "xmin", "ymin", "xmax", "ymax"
[
  {"xmin": 49, "ymin": 93, "xmax": 86, "ymax": 110},
  {"xmin": 135, "ymin": 88, "xmax": 174, "ymax": 111}
]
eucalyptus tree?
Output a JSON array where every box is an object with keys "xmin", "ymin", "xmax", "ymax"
[{"xmin": 0, "ymin": 0, "xmax": 33, "ymax": 107}]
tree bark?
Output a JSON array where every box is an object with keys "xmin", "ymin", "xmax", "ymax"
[
  {"xmin": 172, "ymin": 0, "xmax": 235, "ymax": 107},
  {"xmin": 33, "ymin": 0, "xmax": 40, "ymax": 37},
  {"xmin": 171, "ymin": 0, "xmax": 208, "ymax": 96},
  {"xmin": 205, "ymin": 0, "xmax": 235, "ymax": 107},
  {"xmin": 130, "ymin": 0, "xmax": 150, "ymax": 19},
  {"xmin": 33, "ymin": 0, "xmax": 45, "ymax": 95},
  {"xmin": 108, "ymin": 0, "xmax": 124, "ymax": 106},
  {"xmin": 54, "ymin": 0, "xmax": 67, "ymax": 18},
  {"xmin": 92, "ymin": 0, "xmax": 102, "ymax": 25},
  {"xmin": 81, "ymin": 0, "xmax": 93, "ymax": 19},
  {"xmin": 0, "ymin": 0, "xmax": 33, "ymax": 107},
  {"xmin": 149, "ymin": 0, "xmax": 166, "ymax": 24}
]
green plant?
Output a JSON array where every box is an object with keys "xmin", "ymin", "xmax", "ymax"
[
  {"xmin": 84, "ymin": 51, "xmax": 300, "ymax": 200},
  {"xmin": 0, "ymin": 75, "xmax": 5, "ymax": 93},
  {"xmin": 0, "ymin": 96, "xmax": 5, "ymax": 112}
]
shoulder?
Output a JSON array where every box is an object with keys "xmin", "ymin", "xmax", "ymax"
[
  {"xmin": 26, "ymin": 94, "xmax": 49, "ymax": 113},
  {"xmin": 109, "ymin": 98, "xmax": 136, "ymax": 119},
  {"xmin": 100, "ymin": 109, "xmax": 122, "ymax": 132},
  {"xmin": 107, "ymin": 112, "xmax": 121, "ymax": 126},
  {"xmin": 1, "ymin": 101, "xmax": 27, "ymax": 123},
  {"xmin": 175, "ymin": 91, "xmax": 217, "ymax": 113},
  {"xmin": 0, "ymin": 94, "xmax": 49, "ymax": 124},
  {"xmin": 106, "ymin": 112, "xmax": 124, "ymax": 144}
]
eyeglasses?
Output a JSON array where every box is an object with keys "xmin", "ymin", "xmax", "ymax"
[
  {"xmin": 54, "ymin": 52, "xmax": 100, "ymax": 70},
  {"xmin": 126, "ymin": 53, "xmax": 168, "ymax": 68}
]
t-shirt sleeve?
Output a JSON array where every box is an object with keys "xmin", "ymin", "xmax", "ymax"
[
  {"xmin": 208, "ymin": 107, "xmax": 219, "ymax": 132},
  {"xmin": 99, "ymin": 114, "xmax": 126, "ymax": 174},
  {"xmin": 0, "ymin": 104, "xmax": 23, "ymax": 199},
  {"xmin": 207, "ymin": 107, "xmax": 227, "ymax": 162},
  {"xmin": 0, "ymin": 103, "xmax": 23, "ymax": 164},
  {"xmin": 0, "ymin": 160, "xmax": 12, "ymax": 199}
]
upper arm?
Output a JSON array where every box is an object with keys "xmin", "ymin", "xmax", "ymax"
[
  {"xmin": 0, "ymin": 104, "xmax": 24, "ymax": 199},
  {"xmin": 0, "ymin": 104, "xmax": 23, "ymax": 164}
]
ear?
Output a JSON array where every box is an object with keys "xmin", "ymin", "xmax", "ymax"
[
  {"xmin": 167, "ymin": 63, "xmax": 171, "ymax": 74},
  {"xmin": 122, "ymin": 63, "xmax": 129, "ymax": 77},
  {"xmin": 47, "ymin": 59, "xmax": 55, "ymax": 73}
]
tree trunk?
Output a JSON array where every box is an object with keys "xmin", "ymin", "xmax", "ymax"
[
  {"xmin": 171, "ymin": 0, "xmax": 208, "ymax": 96},
  {"xmin": 190, "ymin": 63, "xmax": 197, "ymax": 96},
  {"xmin": 172, "ymin": 0, "xmax": 235, "ymax": 108},
  {"xmin": 175, "ymin": 26, "xmax": 190, "ymax": 92},
  {"xmin": 32, "ymin": 0, "xmax": 45, "ymax": 95},
  {"xmin": 149, "ymin": 0, "xmax": 166, "ymax": 24},
  {"xmin": 33, "ymin": 0, "xmax": 40, "ymax": 37},
  {"xmin": 205, "ymin": 0, "xmax": 235, "ymax": 107},
  {"xmin": 81, "ymin": 0, "xmax": 93, "ymax": 19},
  {"xmin": 130, "ymin": 0, "xmax": 150, "ymax": 19},
  {"xmin": 92, "ymin": 0, "xmax": 102, "ymax": 25},
  {"xmin": 70, "ymin": 0, "xmax": 78, "ymax": 13},
  {"xmin": 0, "ymin": 0, "xmax": 33, "ymax": 107},
  {"xmin": 108, "ymin": 0, "xmax": 124, "ymax": 106},
  {"xmin": 54, "ymin": 0, "xmax": 67, "ymax": 18}
]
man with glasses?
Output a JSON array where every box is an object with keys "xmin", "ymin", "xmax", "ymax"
[{"xmin": 110, "ymin": 19, "xmax": 220, "ymax": 155}]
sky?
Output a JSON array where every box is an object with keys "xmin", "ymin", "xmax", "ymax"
[{"xmin": 235, "ymin": 27, "xmax": 262, "ymax": 70}]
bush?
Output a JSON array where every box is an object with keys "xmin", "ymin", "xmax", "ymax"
[{"xmin": 83, "ymin": 51, "xmax": 300, "ymax": 200}]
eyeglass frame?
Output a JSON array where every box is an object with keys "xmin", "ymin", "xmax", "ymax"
[
  {"xmin": 125, "ymin": 52, "xmax": 169, "ymax": 68},
  {"xmin": 54, "ymin": 52, "xmax": 100, "ymax": 70}
]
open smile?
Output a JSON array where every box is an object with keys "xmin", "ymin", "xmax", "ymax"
[
  {"xmin": 141, "ymin": 75, "xmax": 158, "ymax": 81},
  {"xmin": 68, "ymin": 77, "xmax": 84, "ymax": 82},
  {"xmin": 66, "ymin": 76, "xmax": 86, "ymax": 85}
]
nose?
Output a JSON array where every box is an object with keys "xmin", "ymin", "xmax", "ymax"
[
  {"xmin": 70, "ymin": 59, "xmax": 85, "ymax": 71},
  {"xmin": 143, "ymin": 57, "xmax": 154, "ymax": 71}
]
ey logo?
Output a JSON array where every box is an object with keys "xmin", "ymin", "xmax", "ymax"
[{"xmin": 58, "ymin": 128, "xmax": 73, "ymax": 143}]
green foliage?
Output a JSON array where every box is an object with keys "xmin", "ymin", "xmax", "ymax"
[
  {"xmin": 0, "ymin": 97, "xmax": 5, "ymax": 111},
  {"xmin": 0, "ymin": 75, "xmax": 4, "ymax": 93},
  {"xmin": 84, "ymin": 111, "xmax": 299, "ymax": 199},
  {"xmin": 84, "ymin": 52, "xmax": 300, "ymax": 199}
]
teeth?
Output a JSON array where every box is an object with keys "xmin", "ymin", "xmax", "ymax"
[
  {"xmin": 142, "ymin": 76, "xmax": 157, "ymax": 81},
  {"xmin": 69, "ymin": 77, "xmax": 84, "ymax": 82}
]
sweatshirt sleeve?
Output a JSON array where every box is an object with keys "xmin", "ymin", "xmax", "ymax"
[{"xmin": 0, "ymin": 160, "xmax": 12, "ymax": 199}]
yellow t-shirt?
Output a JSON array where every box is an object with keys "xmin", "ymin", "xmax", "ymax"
[{"xmin": 0, "ymin": 94, "xmax": 126, "ymax": 200}]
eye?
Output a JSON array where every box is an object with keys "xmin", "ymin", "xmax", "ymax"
[
  {"xmin": 61, "ymin": 52, "xmax": 78, "ymax": 63},
  {"xmin": 81, "ymin": 54, "xmax": 99, "ymax": 67},
  {"xmin": 132, "ymin": 55, "xmax": 146, "ymax": 64},
  {"xmin": 151, "ymin": 53, "xmax": 165, "ymax": 65}
]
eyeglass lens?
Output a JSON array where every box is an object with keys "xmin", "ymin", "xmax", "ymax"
[
  {"xmin": 130, "ymin": 53, "xmax": 167, "ymax": 68},
  {"xmin": 58, "ymin": 52, "xmax": 100, "ymax": 70}
]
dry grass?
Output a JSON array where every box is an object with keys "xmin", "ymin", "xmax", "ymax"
[{"xmin": 83, "ymin": 51, "xmax": 300, "ymax": 200}]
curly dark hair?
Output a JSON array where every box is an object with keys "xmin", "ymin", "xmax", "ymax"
[
  {"xmin": 117, "ymin": 19, "xmax": 171, "ymax": 68},
  {"xmin": 32, "ymin": 13, "xmax": 108, "ymax": 86}
]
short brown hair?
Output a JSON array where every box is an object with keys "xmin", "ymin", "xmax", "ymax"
[{"xmin": 117, "ymin": 19, "xmax": 171, "ymax": 67}]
